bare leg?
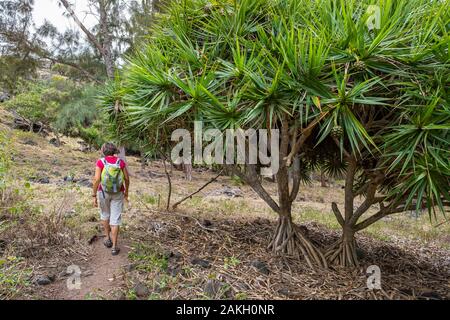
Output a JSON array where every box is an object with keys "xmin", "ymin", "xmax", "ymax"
[
  {"xmin": 111, "ymin": 225, "xmax": 120, "ymax": 249},
  {"xmin": 102, "ymin": 220, "xmax": 111, "ymax": 239}
]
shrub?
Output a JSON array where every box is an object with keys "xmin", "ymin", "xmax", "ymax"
[
  {"xmin": 53, "ymin": 85, "xmax": 100, "ymax": 135},
  {"xmin": 4, "ymin": 78, "xmax": 74, "ymax": 128}
]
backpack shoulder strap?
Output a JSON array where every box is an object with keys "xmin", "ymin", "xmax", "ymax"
[
  {"xmin": 116, "ymin": 158, "xmax": 121, "ymax": 166},
  {"xmin": 100, "ymin": 158, "xmax": 106, "ymax": 166}
]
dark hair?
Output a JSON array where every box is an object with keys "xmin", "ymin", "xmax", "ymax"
[{"xmin": 101, "ymin": 142, "xmax": 118, "ymax": 156}]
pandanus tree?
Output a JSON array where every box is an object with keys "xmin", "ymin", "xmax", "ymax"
[
  {"xmin": 310, "ymin": 0, "xmax": 450, "ymax": 267},
  {"xmin": 102, "ymin": 0, "xmax": 449, "ymax": 269}
]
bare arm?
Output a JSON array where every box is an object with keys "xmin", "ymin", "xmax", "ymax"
[
  {"xmin": 123, "ymin": 166, "xmax": 130, "ymax": 200},
  {"xmin": 92, "ymin": 166, "xmax": 101, "ymax": 207},
  {"xmin": 92, "ymin": 166, "xmax": 101, "ymax": 196}
]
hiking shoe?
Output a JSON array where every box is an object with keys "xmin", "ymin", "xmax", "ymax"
[
  {"xmin": 112, "ymin": 247, "xmax": 120, "ymax": 256},
  {"xmin": 104, "ymin": 238, "xmax": 113, "ymax": 248}
]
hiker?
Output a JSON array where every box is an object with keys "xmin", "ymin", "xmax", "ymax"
[{"xmin": 92, "ymin": 142, "xmax": 130, "ymax": 256}]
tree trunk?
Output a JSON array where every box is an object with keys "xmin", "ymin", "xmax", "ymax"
[
  {"xmin": 140, "ymin": 150, "xmax": 147, "ymax": 168},
  {"xmin": 320, "ymin": 170, "xmax": 327, "ymax": 187},
  {"xmin": 266, "ymin": 116, "xmax": 327, "ymax": 269},
  {"xmin": 324, "ymin": 227, "xmax": 359, "ymax": 267},
  {"xmin": 268, "ymin": 212, "xmax": 327, "ymax": 269},
  {"xmin": 324, "ymin": 158, "xmax": 360, "ymax": 267},
  {"xmin": 183, "ymin": 163, "xmax": 192, "ymax": 181},
  {"xmin": 98, "ymin": 0, "xmax": 115, "ymax": 79},
  {"xmin": 59, "ymin": 0, "xmax": 115, "ymax": 79}
]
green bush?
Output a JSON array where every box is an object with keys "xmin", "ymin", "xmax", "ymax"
[
  {"xmin": 53, "ymin": 85, "xmax": 100, "ymax": 135},
  {"xmin": 78, "ymin": 125, "xmax": 105, "ymax": 149},
  {"xmin": 4, "ymin": 77, "xmax": 105, "ymax": 147},
  {"xmin": 4, "ymin": 77, "xmax": 74, "ymax": 127}
]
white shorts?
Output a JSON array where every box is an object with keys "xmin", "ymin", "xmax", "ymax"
[{"xmin": 98, "ymin": 191, "xmax": 124, "ymax": 226}]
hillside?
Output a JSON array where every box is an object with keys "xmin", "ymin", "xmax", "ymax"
[{"xmin": 0, "ymin": 107, "xmax": 449, "ymax": 300}]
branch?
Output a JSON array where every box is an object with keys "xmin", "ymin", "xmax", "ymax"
[
  {"xmin": 58, "ymin": 0, "xmax": 106, "ymax": 55},
  {"xmin": 285, "ymin": 111, "xmax": 329, "ymax": 167},
  {"xmin": 331, "ymin": 202, "xmax": 345, "ymax": 227},
  {"xmin": 289, "ymin": 155, "xmax": 301, "ymax": 203},
  {"xmin": 344, "ymin": 157, "xmax": 357, "ymax": 220},
  {"xmin": 232, "ymin": 165, "xmax": 281, "ymax": 214},
  {"xmin": 354, "ymin": 209, "xmax": 389, "ymax": 232},
  {"xmin": 42, "ymin": 55, "xmax": 100, "ymax": 83},
  {"xmin": 172, "ymin": 169, "xmax": 223, "ymax": 210},
  {"xmin": 159, "ymin": 152, "xmax": 172, "ymax": 211},
  {"xmin": 332, "ymin": 136, "xmax": 351, "ymax": 159},
  {"xmin": 350, "ymin": 174, "xmax": 385, "ymax": 225},
  {"xmin": 355, "ymin": 201, "xmax": 421, "ymax": 232},
  {"xmin": 10, "ymin": 33, "xmax": 100, "ymax": 83}
]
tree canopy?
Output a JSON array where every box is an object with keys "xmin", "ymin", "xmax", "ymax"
[{"xmin": 99, "ymin": 0, "xmax": 450, "ymax": 267}]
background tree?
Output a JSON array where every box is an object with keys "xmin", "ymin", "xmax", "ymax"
[
  {"xmin": 0, "ymin": 0, "xmax": 162, "ymax": 88},
  {"xmin": 0, "ymin": 0, "xmax": 39, "ymax": 92}
]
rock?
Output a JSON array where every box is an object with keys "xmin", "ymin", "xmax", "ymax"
[
  {"xmin": 207, "ymin": 186, "xmax": 242, "ymax": 198},
  {"xmin": 64, "ymin": 176, "xmax": 75, "ymax": 183},
  {"xmin": 278, "ymin": 288, "xmax": 294, "ymax": 297},
  {"xmin": 162, "ymin": 249, "xmax": 182, "ymax": 260},
  {"xmin": 49, "ymin": 138, "xmax": 61, "ymax": 147},
  {"xmin": 37, "ymin": 177, "xmax": 50, "ymax": 184},
  {"xmin": 250, "ymin": 260, "xmax": 270, "ymax": 275},
  {"xmin": 191, "ymin": 257, "xmax": 211, "ymax": 268},
  {"xmin": 77, "ymin": 178, "xmax": 92, "ymax": 188},
  {"xmin": 133, "ymin": 282, "xmax": 150, "ymax": 298},
  {"xmin": 420, "ymin": 290, "xmax": 443, "ymax": 300},
  {"xmin": 23, "ymin": 139, "xmax": 37, "ymax": 146},
  {"xmin": 87, "ymin": 235, "xmax": 98, "ymax": 245},
  {"xmin": 124, "ymin": 263, "xmax": 137, "ymax": 272},
  {"xmin": 0, "ymin": 92, "xmax": 10, "ymax": 102},
  {"xmin": 162, "ymin": 250, "xmax": 183, "ymax": 261},
  {"xmin": 34, "ymin": 275, "xmax": 53, "ymax": 286},
  {"xmin": 204, "ymin": 279, "xmax": 230, "ymax": 298},
  {"xmin": 201, "ymin": 219, "xmax": 213, "ymax": 227}
]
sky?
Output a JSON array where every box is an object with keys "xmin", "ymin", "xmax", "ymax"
[{"xmin": 33, "ymin": 0, "xmax": 97, "ymax": 32}]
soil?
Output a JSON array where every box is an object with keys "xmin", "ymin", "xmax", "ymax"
[{"xmin": 49, "ymin": 237, "xmax": 131, "ymax": 300}]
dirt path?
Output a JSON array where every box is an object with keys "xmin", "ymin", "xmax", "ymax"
[{"xmin": 50, "ymin": 236, "xmax": 131, "ymax": 300}]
